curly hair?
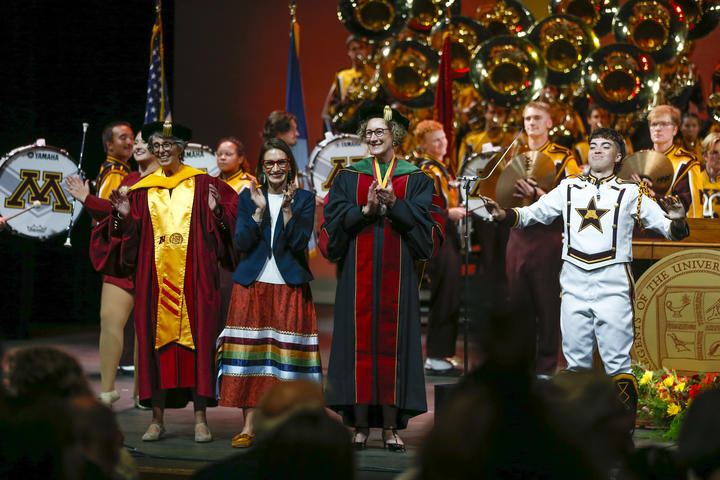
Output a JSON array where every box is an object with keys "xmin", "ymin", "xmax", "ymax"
[
  {"xmin": 357, "ymin": 118, "xmax": 407, "ymax": 147},
  {"xmin": 414, "ymin": 119, "xmax": 444, "ymax": 142}
]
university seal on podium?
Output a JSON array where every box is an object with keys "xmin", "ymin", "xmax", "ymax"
[{"xmin": 632, "ymin": 249, "xmax": 720, "ymax": 375}]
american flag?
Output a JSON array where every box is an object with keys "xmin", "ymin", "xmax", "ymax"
[{"xmin": 144, "ymin": 4, "xmax": 171, "ymax": 123}]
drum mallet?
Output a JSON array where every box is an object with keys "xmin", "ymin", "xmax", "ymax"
[
  {"xmin": 64, "ymin": 122, "xmax": 89, "ymax": 248},
  {"xmin": 4, "ymin": 201, "xmax": 42, "ymax": 221}
]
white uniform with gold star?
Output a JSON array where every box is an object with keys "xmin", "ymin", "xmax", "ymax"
[{"xmin": 508, "ymin": 174, "xmax": 681, "ymax": 375}]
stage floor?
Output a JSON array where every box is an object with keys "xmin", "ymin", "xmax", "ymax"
[{"xmin": 3, "ymin": 304, "xmax": 669, "ymax": 479}]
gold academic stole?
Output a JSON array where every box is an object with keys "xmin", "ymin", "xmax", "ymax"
[{"xmin": 148, "ymin": 177, "xmax": 196, "ymax": 351}]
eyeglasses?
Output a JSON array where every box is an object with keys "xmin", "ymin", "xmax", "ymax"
[
  {"xmin": 263, "ymin": 158, "xmax": 290, "ymax": 170},
  {"xmin": 650, "ymin": 121, "xmax": 675, "ymax": 129},
  {"xmin": 151, "ymin": 142, "xmax": 176, "ymax": 151},
  {"xmin": 364, "ymin": 128, "xmax": 390, "ymax": 140}
]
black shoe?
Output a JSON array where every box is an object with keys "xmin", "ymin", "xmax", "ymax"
[
  {"xmin": 382, "ymin": 428, "xmax": 406, "ymax": 453},
  {"xmin": 424, "ymin": 366, "xmax": 463, "ymax": 377}
]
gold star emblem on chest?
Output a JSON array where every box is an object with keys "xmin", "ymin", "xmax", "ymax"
[{"xmin": 575, "ymin": 197, "xmax": 610, "ymax": 233}]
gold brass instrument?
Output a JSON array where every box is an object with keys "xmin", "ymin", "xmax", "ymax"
[
  {"xmin": 469, "ymin": 35, "xmax": 546, "ymax": 108},
  {"xmin": 337, "ymin": 0, "xmax": 411, "ymax": 41},
  {"xmin": 581, "ymin": 43, "xmax": 660, "ymax": 114},
  {"xmin": 407, "ymin": 0, "xmax": 459, "ymax": 33},
  {"xmin": 379, "ymin": 39, "xmax": 440, "ymax": 108},
  {"xmin": 612, "ymin": 0, "xmax": 688, "ymax": 64},
  {"xmin": 527, "ymin": 15, "xmax": 599, "ymax": 86},
  {"xmin": 548, "ymin": 0, "xmax": 618, "ymax": 36},
  {"xmin": 708, "ymin": 93, "xmax": 720, "ymax": 123},
  {"xmin": 687, "ymin": 0, "xmax": 720, "ymax": 40},
  {"xmin": 474, "ymin": 0, "xmax": 535, "ymax": 37},
  {"xmin": 430, "ymin": 15, "xmax": 490, "ymax": 83}
]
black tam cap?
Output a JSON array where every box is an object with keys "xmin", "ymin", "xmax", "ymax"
[
  {"xmin": 357, "ymin": 104, "xmax": 410, "ymax": 130},
  {"xmin": 141, "ymin": 120, "xmax": 192, "ymax": 142}
]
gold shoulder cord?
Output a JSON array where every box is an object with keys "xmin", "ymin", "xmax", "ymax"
[{"xmin": 637, "ymin": 181, "xmax": 650, "ymax": 232}]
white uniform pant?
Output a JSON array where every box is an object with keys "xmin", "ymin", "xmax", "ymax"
[{"xmin": 560, "ymin": 261, "xmax": 635, "ymax": 376}]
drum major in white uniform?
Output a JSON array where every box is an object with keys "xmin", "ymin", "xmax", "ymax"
[{"xmin": 507, "ymin": 174, "xmax": 685, "ymax": 376}]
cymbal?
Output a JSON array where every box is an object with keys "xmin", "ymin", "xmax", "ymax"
[
  {"xmin": 617, "ymin": 150, "xmax": 674, "ymax": 196},
  {"xmin": 496, "ymin": 151, "xmax": 556, "ymax": 207}
]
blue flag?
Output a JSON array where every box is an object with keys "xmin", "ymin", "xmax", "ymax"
[
  {"xmin": 144, "ymin": 6, "xmax": 171, "ymax": 123},
  {"xmin": 285, "ymin": 22, "xmax": 309, "ymax": 174}
]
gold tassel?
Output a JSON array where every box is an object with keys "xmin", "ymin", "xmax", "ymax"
[
  {"xmin": 637, "ymin": 181, "xmax": 650, "ymax": 232},
  {"xmin": 383, "ymin": 105, "xmax": 392, "ymax": 122},
  {"xmin": 163, "ymin": 119, "xmax": 172, "ymax": 137}
]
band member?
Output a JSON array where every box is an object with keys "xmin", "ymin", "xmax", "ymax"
[
  {"xmin": 700, "ymin": 132, "xmax": 720, "ymax": 218},
  {"xmin": 320, "ymin": 105, "xmax": 443, "ymax": 452},
  {"xmin": 262, "ymin": 111, "xmax": 299, "ymax": 147},
  {"xmin": 322, "ymin": 35, "xmax": 373, "ymax": 133},
  {"xmin": 64, "ymin": 130, "xmax": 159, "ymax": 408},
  {"xmin": 96, "ymin": 121, "xmax": 135, "ymax": 199},
  {"xmin": 647, "ymin": 105, "xmax": 703, "ymax": 218},
  {"xmin": 216, "ymin": 136, "xmax": 255, "ymax": 194},
  {"xmin": 574, "ymin": 105, "xmax": 610, "ymax": 165},
  {"xmin": 457, "ymin": 103, "xmax": 514, "ymax": 166},
  {"xmin": 678, "ymin": 112, "xmax": 704, "ymax": 165},
  {"xmin": 90, "ymin": 120, "xmax": 238, "ymax": 443},
  {"xmin": 215, "ymin": 136, "xmax": 257, "ymax": 328},
  {"xmin": 415, "ymin": 120, "xmax": 464, "ymax": 376},
  {"xmin": 216, "ymin": 138, "xmax": 321, "ymax": 449},
  {"xmin": 482, "ymin": 127, "xmax": 689, "ymax": 425},
  {"xmin": 506, "ymin": 101, "xmax": 581, "ymax": 376}
]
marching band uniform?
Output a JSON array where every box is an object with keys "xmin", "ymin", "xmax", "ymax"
[
  {"xmin": 457, "ymin": 129, "xmax": 516, "ymax": 167},
  {"xmin": 90, "ymin": 164, "xmax": 238, "ymax": 409},
  {"xmin": 418, "ymin": 153, "xmax": 462, "ymax": 371},
  {"xmin": 499, "ymin": 174, "xmax": 689, "ymax": 382},
  {"xmin": 700, "ymin": 169, "xmax": 720, "ymax": 217},
  {"xmin": 96, "ymin": 155, "xmax": 131, "ymax": 200},
  {"xmin": 662, "ymin": 144, "xmax": 704, "ymax": 218},
  {"xmin": 505, "ymin": 141, "xmax": 581, "ymax": 375},
  {"xmin": 221, "ymin": 170, "xmax": 255, "ymax": 194}
]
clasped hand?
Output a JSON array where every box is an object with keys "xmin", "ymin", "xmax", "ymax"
[{"xmin": 363, "ymin": 180, "xmax": 396, "ymax": 216}]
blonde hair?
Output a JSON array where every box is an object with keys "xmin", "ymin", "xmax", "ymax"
[
  {"xmin": 648, "ymin": 105, "xmax": 681, "ymax": 126},
  {"xmin": 414, "ymin": 119, "xmax": 444, "ymax": 142},
  {"xmin": 701, "ymin": 132, "xmax": 720, "ymax": 155},
  {"xmin": 523, "ymin": 101, "xmax": 552, "ymax": 116}
]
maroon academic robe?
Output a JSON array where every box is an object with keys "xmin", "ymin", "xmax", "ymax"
[{"xmin": 90, "ymin": 173, "xmax": 238, "ymax": 408}]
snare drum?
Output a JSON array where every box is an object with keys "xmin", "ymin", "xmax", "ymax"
[
  {"xmin": 0, "ymin": 143, "xmax": 83, "ymax": 240},
  {"xmin": 459, "ymin": 151, "xmax": 501, "ymax": 221},
  {"xmin": 308, "ymin": 133, "xmax": 368, "ymax": 198},
  {"xmin": 183, "ymin": 143, "xmax": 219, "ymax": 177}
]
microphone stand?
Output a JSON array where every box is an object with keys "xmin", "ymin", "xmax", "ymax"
[{"xmin": 461, "ymin": 177, "xmax": 473, "ymax": 376}]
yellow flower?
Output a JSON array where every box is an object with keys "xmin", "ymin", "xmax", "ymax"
[
  {"xmin": 640, "ymin": 370, "xmax": 653, "ymax": 385},
  {"xmin": 667, "ymin": 403, "xmax": 681, "ymax": 416},
  {"xmin": 674, "ymin": 382, "xmax": 686, "ymax": 392},
  {"xmin": 663, "ymin": 376, "xmax": 675, "ymax": 387}
]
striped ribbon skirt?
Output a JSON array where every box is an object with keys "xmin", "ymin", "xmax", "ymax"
[{"xmin": 216, "ymin": 281, "xmax": 322, "ymax": 408}]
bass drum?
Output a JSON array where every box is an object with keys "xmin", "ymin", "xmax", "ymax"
[
  {"xmin": 308, "ymin": 133, "xmax": 368, "ymax": 198},
  {"xmin": 183, "ymin": 143, "xmax": 219, "ymax": 177},
  {"xmin": 0, "ymin": 142, "xmax": 83, "ymax": 240},
  {"xmin": 459, "ymin": 151, "xmax": 501, "ymax": 221}
]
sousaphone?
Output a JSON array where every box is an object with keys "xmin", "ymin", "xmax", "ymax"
[
  {"xmin": 581, "ymin": 43, "xmax": 660, "ymax": 114},
  {"xmin": 470, "ymin": 35, "xmax": 547, "ymax": 108},
  {"xmin": 612, "ymin": 0, "xmax": 688, "ymax": 63},
  {"xmin": 378, "ymin": 39, "xmax": 440, "ymax": 108},
  {"xmin": 337, "ymin": 0, "xmax": 410, "ymax": 41},
  {"xmin": 548, "ymin": 0, "xmax": 618, "ymax": 37},
  {"xmin": 430, "ymin": 15, "xmax": 490, "ymax": 83}
]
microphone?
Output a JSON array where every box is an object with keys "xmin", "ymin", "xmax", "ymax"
[{"xmin": 457, "ymin": 175, "xmax": 479, "ymax": 182}]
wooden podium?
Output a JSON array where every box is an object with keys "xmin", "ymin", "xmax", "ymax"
[{"xmin": 632, "ymin": 218, "xmax": 720, "ymax": 259}]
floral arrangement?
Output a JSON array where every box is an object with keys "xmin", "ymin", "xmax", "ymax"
[{"xmin": 633, "ymin": 364, "xmax": 720, "ymax": 441}]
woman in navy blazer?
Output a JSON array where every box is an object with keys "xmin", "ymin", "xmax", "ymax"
[{"xmin": 215, "ymin": 138, "xmax": 322, "ymax": 449}]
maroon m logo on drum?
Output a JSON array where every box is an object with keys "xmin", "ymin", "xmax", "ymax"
[{"xmin": 5, "ymin": 169, "xmax": 72, "ymax": 213}]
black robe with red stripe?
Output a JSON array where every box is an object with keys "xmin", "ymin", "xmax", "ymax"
[{"xmin": 319, "ymin": 158, "xmax": 443, "ymax": 428}]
